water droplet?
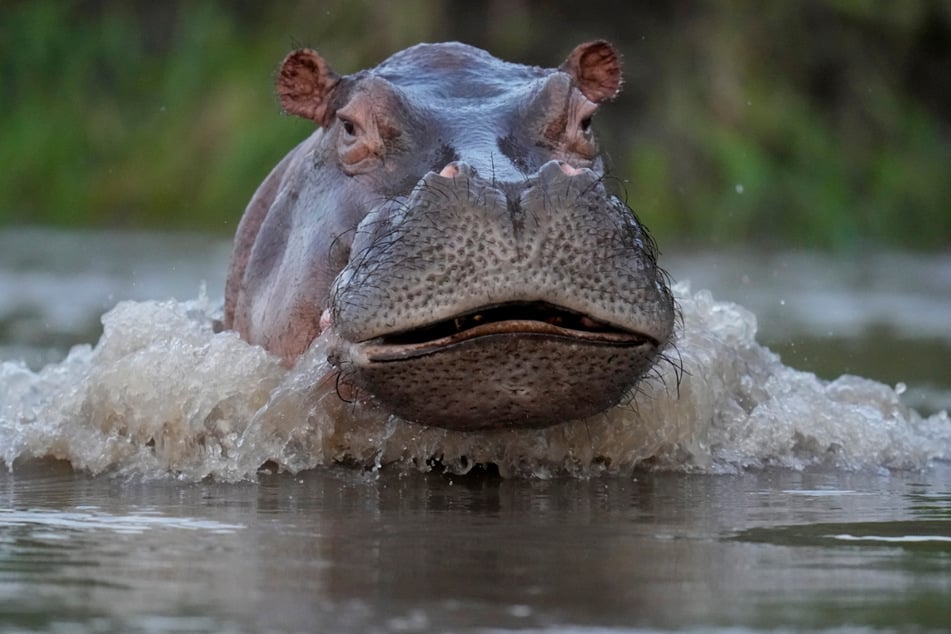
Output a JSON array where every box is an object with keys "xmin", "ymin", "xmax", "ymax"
[
  {"xmin": 735, "ymin": 184, "xmax": 744, "ymax": 194},
  {"xmin": 895, "ymin": 382, "xmax": 907, "ymax": 395}
]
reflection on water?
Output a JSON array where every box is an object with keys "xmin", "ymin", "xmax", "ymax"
[
  {"xmin": 735, "ymin": 520, "xmax": 951, "ymax": 549},
  {"xmin": 0, "ymin": 464, "xmax": 949, "ymax": 632},
  {"xmin": 1, "ymin": 507, "xmax": 244, "ymax": 534}
]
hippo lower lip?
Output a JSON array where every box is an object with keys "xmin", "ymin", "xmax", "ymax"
[
  {"xmin": 342, "ymin": 300, "xmax": 662, "ymax": 429},
  {"xmin": 355, "ymin": 302, "xmax": 656, "ymax": 363}
]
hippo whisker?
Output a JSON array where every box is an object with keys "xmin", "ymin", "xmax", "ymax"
[
  {"xmin": 333, "ymin": 369, "xmax": 356, "ymax": 405},
  {"xmin": 642, "ymin": 345, "xmax": 685, "ymax": 401}
]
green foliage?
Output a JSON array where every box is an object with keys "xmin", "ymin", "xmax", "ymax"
[
  {"xmin": 1, "ymin": 1, "xmax": 948, "ymax": 248},
  {"xmin": 622, "ymin": 2, "xmax": 951, "ymax": 249}
]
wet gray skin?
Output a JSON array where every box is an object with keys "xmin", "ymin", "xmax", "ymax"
[{"xmin": 224, "ymin": 41, "xmax": 675, "ymax": 430}]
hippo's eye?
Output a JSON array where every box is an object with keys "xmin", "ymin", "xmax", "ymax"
[{"xmin": 340, "ymin": 117, "xmax": 357, "ymax": 137}]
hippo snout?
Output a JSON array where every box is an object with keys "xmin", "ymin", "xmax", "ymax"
[{"xmin": 328, "ymin": 159, "xmax": 674, "ymax": 429}]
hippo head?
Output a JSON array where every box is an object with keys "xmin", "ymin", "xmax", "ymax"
[{"xmin": 224, "ymin": 41, "xmax": 675, "ymax": 431}]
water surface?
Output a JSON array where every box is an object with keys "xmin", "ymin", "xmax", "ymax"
[
  {"xmin": 0, "ymin": 227, "xmax": 949, "ymax": 632},
  {"xmin": 2, "ymin": 462, "xmax": 950, "ymax": 633}
]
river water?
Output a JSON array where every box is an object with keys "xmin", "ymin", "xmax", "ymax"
[{"xmin": 0, "ymin": 227, "xmax": 949, "ymax": 632}]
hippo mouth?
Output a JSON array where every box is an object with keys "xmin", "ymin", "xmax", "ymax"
[{"xmin": 355, "ymin": 301, "xmax": 657, "ymax": 362}]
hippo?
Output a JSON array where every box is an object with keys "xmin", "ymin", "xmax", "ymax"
[{"xmin": 223, "ymin": 41, "xmax": 675, "ymax": 431}]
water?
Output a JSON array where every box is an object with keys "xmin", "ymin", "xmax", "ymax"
[
  {"xmin": 0, "ymin": 227, "xmax": 950, "ymax": 632},
  {"xmin": 1, "ymin": 465, "xmax": 949, "ymax": 633}
]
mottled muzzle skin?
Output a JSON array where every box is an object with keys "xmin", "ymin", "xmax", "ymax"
[{"xmin": 224, "ymin": 41, "xmax": 675, "ymax": 430}]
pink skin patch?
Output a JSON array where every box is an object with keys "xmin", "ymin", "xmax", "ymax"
[
  {"xmin": 319, "ymin": 309, "xmax": 333, "ymax": 332},
  {"xmin": 559, "ymin": 162, "xmax": 584, "ymax": 176},
  {"xmin": 438, "ymin": 163, "xmax": 460, "ymax": 178},
  {"xmin": 440, "ymin": 162, "xmax": 583, "ymax": 178}
]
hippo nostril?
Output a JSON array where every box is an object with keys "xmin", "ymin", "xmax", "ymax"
[
  {"xmin": 559, "ymin": 162, "xmax": 585, "ymax": 176},
  {"xmin": 438, "ymin": 163, "xmax": 460, "ymax": 178},
  {"xmin": 535, "ymin": 160, "xmax": 596, "ymax": 185}
]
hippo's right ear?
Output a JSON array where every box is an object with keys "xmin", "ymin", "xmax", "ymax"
[{"xmin": 277, "ymin": 49, "xmax": 342, "ymax": 126}]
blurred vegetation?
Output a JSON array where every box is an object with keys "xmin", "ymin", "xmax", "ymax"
[{"xmin": 1, "ymin": 0, "xmax": 949, "ymax": 249}]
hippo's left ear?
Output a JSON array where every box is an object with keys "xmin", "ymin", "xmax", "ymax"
[
  {"xmin": 560, "ymin": 40, "xmax": 622, "ymax": 103},
  {"xmin": 277, "ymin": 49, "xmax": 342, "ymax": 126}
]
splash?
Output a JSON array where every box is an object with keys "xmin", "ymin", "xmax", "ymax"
[{"xmin": 1, "ymin": 284, "xmax": 948, "ymax": 480}]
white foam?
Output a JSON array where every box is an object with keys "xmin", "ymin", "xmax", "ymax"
[{"xmin": 1, "ymin": 284, "xmax": 948, "ymax": 480}]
